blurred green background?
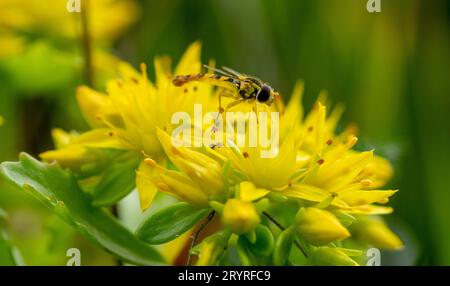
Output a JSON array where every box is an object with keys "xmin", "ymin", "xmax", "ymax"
[{"xmin": 1, "ymin": 0, "xmax": 449, "ymax": 265}]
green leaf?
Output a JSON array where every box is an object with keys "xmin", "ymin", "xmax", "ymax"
[
  {"xmin": 0, "ymin": 209, "xmax": 20, "ymax": 266},
  {"xmin": 0, "ymin": 231, "xmax": 18, "ymax": 266},
  {"xmin": 0, "ymin": 41, "xmax": 77, "ymax": 93},
  {"xmin": 136, "ymin": 202, "xmax": 210, "ymax": 245},
  {"xmin": 273, "ymin": 227, "xmax": 294, "ymax": 266},
  {"xmin": 246, "ymin": 225, "xmax": 274, "ymax": 257},
  {"xmin": 91, "ymin": 152, "xmax": 139, "ymax": 207},
  {"xmin": 0, "ymin": 153, "xmax": 165, "ymax": 265},
  {"xmin": 236, "ymin": 236, "xmax": 252, "ymax": 266}
]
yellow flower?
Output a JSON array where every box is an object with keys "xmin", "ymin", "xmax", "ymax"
[
  {"xmin": 40, "ymin": 42, "xmax": 216, "ymax": 210},
  {"xmin": 34, "ymin": 40, "xmax": 403, "ymax": 264},
  {"xmin": 211, "ymin": 83, "xmax": 397, "ymax": 218},
  {"xmin": 277, "ymin": 92, "xmax": 398, "ymax": 216},
  {"xmin": 0, "ymin": 0, "xmax": 138, "ymax": 43},
  {"xmin": 75, "ymin": 42, "xmax": 215, "ymax": 158},
  {"xmin": 222, "ymin": 199, "xmax": 260, "ymax": 234},
  {"xmin": 295, "ymin": 207, "xmax": 350, "ymax": 246},
  {"xmin": 215, "ymin": 130, "xmax": 299, "ymax": 189},
  {"xmin": 351, "ymin": 217, "xmax": 403, "ymax": 250},
  {"xmin": 138, "ymin": 128, "xmax": 225, "ymax": 208},
  {"xmin": 0, "ymin": 116, "xmax": 4, "ymax": 126},
  {"xmin": 40, "ymin": 128, "xmax": 130, "ymax": 169}
]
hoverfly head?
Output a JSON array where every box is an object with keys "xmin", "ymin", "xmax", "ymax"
[{"xmin": 256, "ymin": 84, "xmax": 274, "ymax": 105}]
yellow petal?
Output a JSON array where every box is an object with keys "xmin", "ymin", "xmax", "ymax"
[
  {"xmin": 51, "ymin": 128, "xmax": 76, "ymax": 148},
  {"xmin": 40, "ymin": 129, "xmax": 130, "ymax": 167},
  {"xmin": 118, "ymin": 61, "xmax": 142, "ymax": 83},
  {"xmin": 144, "ymin": 159, "xmax": 209, "ymax": 206},
  {"xmin": 347, "ymin": 205, "xmax": 394, "ymax": 215},
  {"xmin": 76, "ymin": 86, "xmax": 109, "ymax": 128},
  {"xmin": 154, "ymin": 55, "xmax": 172, "ymax": 88},
  {"xmin": 196, "ymin": 234, "xmax": 227, "ymax": 266},
  {"xmin": 196, "ymin": 239, "xmax": 217, "ymax": 266},
  {"xmin": 40, "ymin": 145, "xmax": 92, "ymax": 166},
  {"xmin": 314, "ymin": 151, "xmax": 374, "ymax": 190},
  {"xmin": 326, "ymin": 103, "xmax": 345, "ymax": 133},
  {"xmin": 175, "ymin": 41, "xmax": 202, "ymax": 76},
  {"xmin": 156, "ymin": 128, "xmax": 224, "ymax": 195},
  {"xmin": 136, "ymin": 161, "xmax": 158, "ymax": 211},
  {"xmin": 283, "ymin": 184, "xmax": 349, "ymax": 209},
  {"xmin": 239, "ymin": 181, "xmax": 270, "ymax": 202},
  {"xmin": 71, "ymin": 129, "xmax": 132, "ymax": 149},
  {"xmin": 280, "ymin": 81, "xmax": 304, "ymax": 134},
  {"xmin": 161, "ymin": 228, "xmax": 193, "ymax": 265},
  {"xmin": 339, "ymin": 190, "xmax": 398, "ymax": 206}
]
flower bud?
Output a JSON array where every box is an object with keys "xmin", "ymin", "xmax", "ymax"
[
  {"xmin": 222, "ymin": 199, "xmax": 260, "ymax": 234},
  {"xmin": 295, "ymin": 207, "xmax": 350, "ymax": 246},
  {"xmin": 308, "ymin": 247, "xmax": 359, "ymax": 266},
  {"xmin": 352, "ymin": 217, "xmax": 403, "ymax": 250}
]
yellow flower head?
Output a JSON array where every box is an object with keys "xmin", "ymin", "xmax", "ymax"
[
  {"xmin": 76, "ymin": 42, "xmax": 216, "ymax": 158},
  {"xmin": 36, "ymin": 42, "xmax": 402, "ymax": 264},
  {"xmin": 275, "ymin": 91, "xmax": 398, "ymax": 216}
]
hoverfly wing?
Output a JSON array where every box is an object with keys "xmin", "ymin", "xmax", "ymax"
[
  {"xmin": 223, "ymin": 66, "xmax": 264, "ymax": 85},
  {"xmin": 203, "ymin": 64, "xmax": 236, "ymax": 78},
  {"xmin": 222, "ymin": 66, "xmax": 245, "ymax": 78}
]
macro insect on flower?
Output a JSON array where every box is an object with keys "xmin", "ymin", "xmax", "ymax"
[
  {"xmin": 0, "ymin": 43, "xmax": 403, "ymax": 266},
  {"xmin": 173, "ymin": 66, "xmax": 284, "ymax": 119}
]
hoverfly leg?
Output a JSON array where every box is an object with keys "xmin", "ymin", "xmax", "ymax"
[
  {"xmin": 225, "ymin": 98, "xmax": 246, "ymax": 110},
  {"xmin": 252, "ymin": 103, "xmax": 259, "ymax": 124},
  {"xmin": 211, "ymin": 98, "xmax": 247, "ymax": 132},
  {"xmin": 212, "ymin": 90, "xmax": 239, "ymax": 133},
  {"xmin": 212, "ymin": 94, "xmax": 225, "ymax": 134}
]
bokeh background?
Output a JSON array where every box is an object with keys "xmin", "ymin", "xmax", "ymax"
[{"xmin": 1, "ymin": 0, "xmax": 449, "ymax": 265}]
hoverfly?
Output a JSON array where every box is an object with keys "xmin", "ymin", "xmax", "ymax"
[{"xmin": 172, "ymin": 65, "xmax": 283, "ymax": 115}]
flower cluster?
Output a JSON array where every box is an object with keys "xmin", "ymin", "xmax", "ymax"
[
  {"xmin": 0, "ymin": 0, "xmax": 138, "ymax": 50},
  {"xmin": 41, "ymin": 43, "xmax": 402, "ymax": 265},
  {"xmin": 0, "ymin": 0, "xmax": 138, "ymax": 90}
]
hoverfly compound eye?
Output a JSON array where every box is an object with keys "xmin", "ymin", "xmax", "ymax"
[{"xmin": 257, "ymin": 85, "xmax": 272, "ymax": 103}]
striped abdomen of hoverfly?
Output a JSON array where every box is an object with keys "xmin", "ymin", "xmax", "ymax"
[{"xmin": 172, "ymin": 73, "xmax": 259, "ymax": 100}]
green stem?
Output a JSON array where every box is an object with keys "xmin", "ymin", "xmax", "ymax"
[
  {"xmin": 186, "ymin": 211, "xmax": 216, "ymax": 266},
  {"xmin": 263, "ymin": 211, "xmax": 308, "ymax": 258},
  {"xmin": 80, "ymin": 0, "xmax": 94, "ymax": 87}
]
